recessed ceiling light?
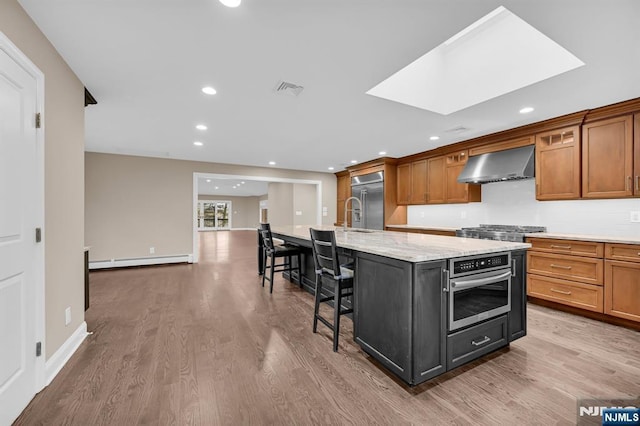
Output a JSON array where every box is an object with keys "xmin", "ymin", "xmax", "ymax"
[
  {"xmin": 430, "ymin": 136, "xmax": 440, "ymax": 141},
  {"xmin": 193, "ymin": 141, "xmax": 203, "ymax": 146},
  {"xmin": 201, "ymin": 86, "xmax": 217, "ymax": 95},
  {"xmin": 328, "ymin": 167, "xmax": 335, "ymax": 171},
  {"xmin": 350, "ymin": 160, "xmax": 358, "ymax": 164},
  {"xmin": 241, "ymin": 181, "xmax": 245, "ymax": 184},
  {"xmin": 268, "ymin": 161, "xmax": 276, "ymax": 166},
  {"xmin": 378, "ymin": 151, "xmax": 387, "ymax": 156},
  {"xmin": 206, "ymin": 179, "xmax": 211, "ymax": 183},
  {"xmin": 219, "ymin": 0, "xmax": 241, "ymax": 7},
  {"xmin": 519, "ymin": 107, "xmax": 534, "ymax": 114},
  {"xmin": 196, "ymin": 124, "xmax": 208, "ymax": 130},
  {"xmin": 215, "ymin": 186, "xmax": 219, "ymax": 189}
]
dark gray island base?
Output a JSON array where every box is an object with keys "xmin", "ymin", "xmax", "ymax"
[{"xmin": 265, "ymin": 226, "xmax": 528, "ymax": 386}]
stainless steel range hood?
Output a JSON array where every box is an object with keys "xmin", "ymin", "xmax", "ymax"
[{"xmin": 457, "ymin": 145, "xmax": 535, "ymax": 184}]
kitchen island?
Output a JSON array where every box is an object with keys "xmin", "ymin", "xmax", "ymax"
[{"xmin": 265, "ymin": 225, "xmax": 530, "ymax": 386}]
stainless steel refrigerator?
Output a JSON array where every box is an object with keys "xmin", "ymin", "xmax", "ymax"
[{"xmin": 351, "ymin": 171, "xmax": 384, "ymax": 230}]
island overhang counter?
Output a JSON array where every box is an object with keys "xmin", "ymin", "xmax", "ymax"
[{"xmin": 262, "ymin": 225, "xmax": 530, "ymax": 386}]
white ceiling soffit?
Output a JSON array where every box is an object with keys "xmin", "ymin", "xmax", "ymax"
[
  {"xmin": 366, "ymin": 6, "xmax": 585, "ymax": 115},
  {"xmin": 198, "ymin": 178, "xmax": 269, "ymax": 197}
]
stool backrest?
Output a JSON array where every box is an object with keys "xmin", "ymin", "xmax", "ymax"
[
  {"xmin": 309, "ymin": 229, "xmax": 341, "ymax": 278},
  {"xmin": 260, "ymin": 227, "xmax": 275, "ymax": 252}
]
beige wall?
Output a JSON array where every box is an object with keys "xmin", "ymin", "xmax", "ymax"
[
  {"xmin": 267, "ymin": 183, "xmax": 294, "ymax": 227},
  {"xmin": 85, "ymin": 152, "xmax": 336, "ymax": 261},
  {"xmin": 198, "ymin": 195, "xmax": 261, "ymax": 229},
  {"xmin": 293, "ymin": 184, "xmax": 317, "ymax": 226},
  {"xmin": 1, "ymin": 1, "xmax": 85, "ymax": 358}
]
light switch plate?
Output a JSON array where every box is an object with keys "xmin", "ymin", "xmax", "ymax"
[
  {"xmin": 295, "ymin": 211, "xmax": 302, "ymax": 216},
  {"xmin": 630, "ymin": 211, "xmax": 640, "ymax": 223}
]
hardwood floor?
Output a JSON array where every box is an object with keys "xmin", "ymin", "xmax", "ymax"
[{"xmin": 15, "ymin": 231, "xmax": 640, "ymax": 425}]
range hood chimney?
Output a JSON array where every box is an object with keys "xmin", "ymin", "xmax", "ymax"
[{"xmin": 457, "ymin": 145, "xmax": 535, "ymax": 184}]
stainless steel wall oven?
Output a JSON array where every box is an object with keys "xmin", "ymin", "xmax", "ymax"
[{"xmin": 445, "ymin": 252, "xmax": 512, "ymax": 331}]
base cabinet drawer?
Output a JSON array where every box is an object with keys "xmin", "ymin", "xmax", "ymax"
[
  {"xmin": 605, "ymin": 243, "xmax": 640, "ymax": 263},
  {"xmin": 446, "ymin": 315, "xmax": 508, "ymax": 370},
  {"xmin": 527, "ymin": 251, "xmax": 603, "ymax": 285},
  {"xmin": 527, "ymin": 274, "xmax": 604, "ymax": 312},
  {"xmin": 605, "ymin": 260, "xmax": 640, "ymax": 322},
  {"xmin": 527, "ymin": 238, "xmax": 604, "ymax": 258}
]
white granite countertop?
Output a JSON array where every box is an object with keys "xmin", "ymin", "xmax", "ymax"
[
  {"xmin": 271, "ymin": 225, "xmax": 530, "ymax": 263},
  {"xmin": 385, "ymin": 224, "xmax": 459, "ymax": 232},
  {"xmin": 525, "ymin": 232, "xmax": 640, "ymax": 245}
]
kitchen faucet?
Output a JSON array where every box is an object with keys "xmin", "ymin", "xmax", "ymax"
[{"xmin": 343, "ymin": 196, "xmax": 363, "ymax": 231}]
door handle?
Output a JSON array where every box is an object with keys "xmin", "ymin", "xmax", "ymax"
[
  {"xmin": 550, "ymin": 264, "xmax": 572, "ymax": 270},
  {"xmin": 471, "ymin": 336, "xmax": 491, "ymax": 346},
  {"xmin": 451, "ymin": 270, "xmax": 511, "ymax": 290}
]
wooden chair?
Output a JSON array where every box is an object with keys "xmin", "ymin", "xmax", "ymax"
[
  {"xmin": 309, "ymin": 228, "xmax": 354, "ymax": 352},
  {"xmin": 259, "ymin": 226, "xmax": 302, "ymax": 294}
]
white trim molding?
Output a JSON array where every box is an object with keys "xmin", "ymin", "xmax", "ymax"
[
  {"xmin": 45, "ymin": 321, "xmax": 88, "ymax": 386},
  {"xmin": 89, "ymin": 254, "xmax": 192, "ymax": 270}
]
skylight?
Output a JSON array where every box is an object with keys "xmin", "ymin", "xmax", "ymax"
[{"xmin": 366, "ymin": 6, "xmax": 585, "ymax": 115}]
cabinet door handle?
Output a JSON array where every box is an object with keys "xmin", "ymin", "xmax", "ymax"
[
  {"xmin": 511, "ymin": 258, "xmax": 516, "ymax": 277},
  {"xmin": 550, "ymin": 288, "xmax": 572, "ymax": 295},
  {"xmin": 550, "ymin": 264, "xmax": 572, "ymax": 270},
  {"xmin": 627, "ymin": 176, "xmax": 632, "ymax": 191},
  {"xmin": 471, "ymin": 336, "xmax": 491, "ymax": 346},
  {"xmin": 636, "ymin": 175, "xmax": 639, "ymax": 192},
  {"xmin": 550, "ymin": 244, "xmax": 572, "ymax": 249}
]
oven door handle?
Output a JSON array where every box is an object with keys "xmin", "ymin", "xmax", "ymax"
[{"xmin": 450, "ymin": 270, "xmax": 511, "ymax": 290}]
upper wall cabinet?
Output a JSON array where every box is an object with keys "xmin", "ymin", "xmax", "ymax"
[
  {"xmin": 635, "ymin": 114, "xmax": 640, "ymax": 197},
  {"xmin": 582, "ymin": 115, "xmax": 634, "ymax": 199},
  {"xmin": 397, "ymin": 160, "xmax": 427, "ymax": 205},
  {"xmin": 535, "ymin": 126, "xmax": 581, "ymax": 200},
  {"xmin": 445, "ymin": 150, "xmax": 481, "ymax": 203},
  {"xmin": 335, "ymin": 171, "xmax": 351, "ymax": 226},
  {"xmin": 427, "ymin": 156, "xmax": 446, "ymax": 204}
]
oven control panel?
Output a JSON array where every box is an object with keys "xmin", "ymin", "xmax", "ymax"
[{"xmin": 452, "ymin": 253, "xmax": 510, "ymax": 275}]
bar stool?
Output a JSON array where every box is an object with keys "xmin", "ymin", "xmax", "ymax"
[
  {"xmin": 260, "ymin": 227, "xmax": 302, "ymax": 294},
  {"xmin": 309, "ymin": 228, "xmax": 354, "ymax": 352},
  {"xmin": 258, "ymin": 223, "xmax": 295, "ymax": 275}
]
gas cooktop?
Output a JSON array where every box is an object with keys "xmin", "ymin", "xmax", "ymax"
[{"xmin": 456, "ymin": 224, "xmax": 547, "ymax": 242}]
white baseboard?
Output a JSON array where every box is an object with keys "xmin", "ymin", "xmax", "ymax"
[
  {"xmin": 89, "ymin": 254, "xmax": 191, "ymax": 270},
  {"xmin": 45, "ymin": 321, "xmax": 88, "ymax": 386},
  {"xmin": 231, "ymin": 227, "xmax": 257, "ymax": 231}
]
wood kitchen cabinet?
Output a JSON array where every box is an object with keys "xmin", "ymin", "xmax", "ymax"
[
  {"xmin": 445, "ymin": 150, "xmax": 480, "ymax": 203},
  {"xmin": 335, "ymin": 171, "xmax": 351, "ymax": 226},
  {"xmin": 635, "ymin": 114, "xmax": 640, "ymax": 196},
  {"xmin": 527, "ymin": 238, "xmax": 604, "ymax": 313},
  {"xmin": 605, "ymin": 243, "xmax": 640, "ymax": 322},
  {"xmin": 423, "ymin": 152, "xmax": 480, "ymax": 204},
  {"xmin": 427, "ymin": 156, "xmax": 446, "ymax": 204},
  {"xmin": 396, "ymin": 159, "xmax": 427, "ymax": 205},
  {"xmin": 582, "ymin": 115, "xmax": 634, "ymax": 198},
  {"xmin": 535, "ymin": 126, "xmax": 581, "ymax": 200}
]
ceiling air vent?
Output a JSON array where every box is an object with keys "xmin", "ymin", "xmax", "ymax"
[
  {"xmin": 445, "ymin": 125, "xmax": 470, "ymax": 134},
  {"xmin": 274, "ymin": 80, "xmax": 304, "ymax": 96}
]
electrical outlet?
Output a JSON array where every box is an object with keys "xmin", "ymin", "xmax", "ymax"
[
  {"xmin": 420, "ymin": 211, "xmax": 425, "ymax": 218},
  {"xmin": 150, "ymin": 247, "xmax": 155, "ymax": 254},
  {"xmin": 65, "ymin": 307, "xmax": 71, "ymax": 326},
  {"xmin": 460, "ymin": 211, "xmax": 467, "ymax": 219},
  {"xmin": 630, "ymin": 211, "xmax": 640, "ymax": 223},
  {"xmin": 295, "ymin": 211, "xmax": 302, "ymax": 216}
]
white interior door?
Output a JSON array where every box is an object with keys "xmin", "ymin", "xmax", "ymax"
[{"xmin": 0, "ymin": 45, "xmax": 40, "ymax": 425}]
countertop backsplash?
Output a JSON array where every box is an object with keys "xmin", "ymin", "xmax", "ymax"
[{"xmin": 407, "ymin": 179, "xmax": 640, "ymax": 237}]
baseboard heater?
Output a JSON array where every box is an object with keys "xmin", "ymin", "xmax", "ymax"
[{"xmin": 89, "ymin": 254, "xmax": 192, "ymax": 270}]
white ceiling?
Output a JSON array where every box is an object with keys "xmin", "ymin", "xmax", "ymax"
[{"xmin": 17, "ymin": 0, "xmax": 640, "ymax": 173}]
